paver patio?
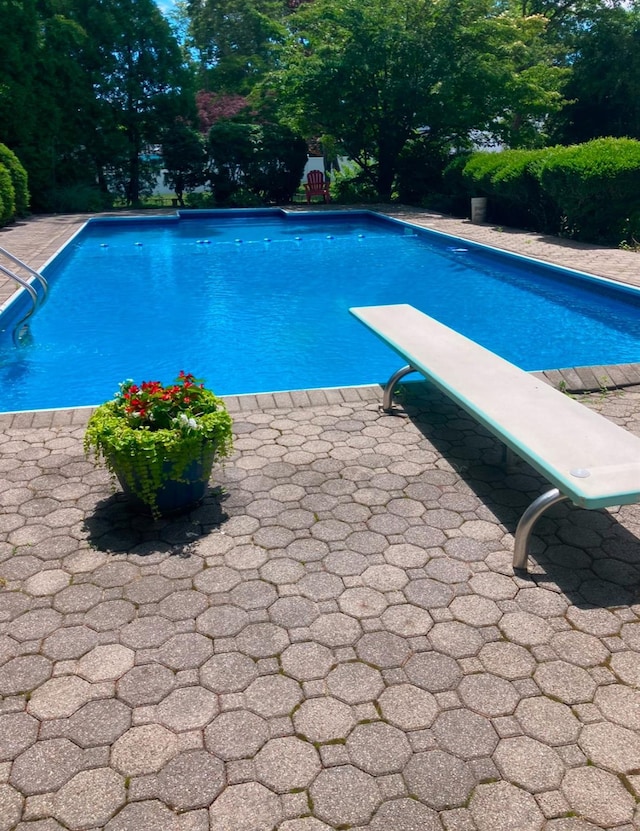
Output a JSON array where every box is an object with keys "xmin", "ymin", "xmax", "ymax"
[{"xmin": 1, "ymin": 208, "xmax": 640, "ymax": 830}]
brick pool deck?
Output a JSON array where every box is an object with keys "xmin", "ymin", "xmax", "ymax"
[{"xmin": 0, "ymin": 210, "xmax": 640, "ymax": 829}]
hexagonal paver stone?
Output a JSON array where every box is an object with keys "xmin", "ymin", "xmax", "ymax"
[
  {"xmin": 200, "ymin": 652, "xmax": 258, "ymax": 693},
  {"xmin": 281, "ymin": 642, "xmax": 334, "ymax": 681},
  {"xmin": 84, "ymin": 599, "xmax": 136, "ymax": 632},
  {"xmin": 355, "ymin": 631, "xmax": 411, "ymax": 668},
  {"xmin": 209, "ymin": 782, "xmax": 282, "ymax": 831},
  {"xmin": 10, "ymin": 738, "xmax": 85, "ymax": 794},
  {"xmin": 43, "ymin": 625, "xmax": 99, "ymax": 660},
  {"xmin": 269, "ymin": 596, "xmax": 320, "ymax": 628},
  {"xmin": 204, "ymin": 711, "xmax": 269, "ymax": 760},
  {"xmin": 193, "ymin": 565, "xmax": 242, "ymax": 593},
  {"xmin": 562, "ymin": 766, "xmax": 637, "ymax": 826},
  {"xmin": 594, "ymin": 683, "xmax": 640, "ymax": 730},
  {"xmin": 346, "ymin": 722, "xmax": 412, "ymax": 775},
  {"xmin": 428, "ymin": 622, "xmax": 484, "ymax": 657},
  {"xmin": 297, "ymin": 571, "xmax": 344, "ymax": 602},
  {"xmin": 578, "ymin": 721, "xmax": 640, "ymax": 773},
  {"xmin": 53, "ymin": 768, "xmax": 126, "ymax": 830},
  {"xmin": 310, "ymin": 766, "xmax": 381, "ymax": 827},
  {"xmin": 378, "ymin": 684, "xmax": 438, "ymax": 731},
  {"xmin": 362, "ymin": 564, "xmax": 408, "ymax": 591},
  {"xmin": 157, "ymin": 687, "xmax": 219, "ymax": 731},
  {"xmin": 458, "ymin": 673, "xmax": 520, "ymax": 717},
  {"xmin": 230, "ymin": 580, "xmax": 278, "ymax": 611},
  {"xmin": 278, "ymin": 820, "xmax": 333, "ymax": 831},
  {"xmin": 515, "ymin": 697, "xmax": 581, "ymax": 746},
  {"xmin": 27, "ymin": 676, "xmax": 95, "ymax": 720},
  {"xmin": 77, "ymin": 644, "xmax": 135, "ymax": 682},
  {"xmin": 111, "ymin": 724, "xmax": 178, "ymax": 776},
  {"xmin": 550, "ymin": 630, "xmax": 609, "ymax": 667},
  {"xmin": 10, "ymin": 608, "xmax": 63, "ymax": 641},
  {"xmin": 450, "ymin": 595, "xmax": 502, "ymax": 626},
  {"xmin": 404, "ymin": 578, "xmax": 454, "ymax": 610},
  {"xmin": 0, "ymin": 654, "xmax": 52, "ymax": 695},
  {"xmin": 105, "ymin": 799, "xmax": 185, "ymax": 831},
  {"xmin": 120, "ymin": 615, "xmax": 176, "ymax": 649},
  {"xmin": 309, "ymin": 612, "xmax": 362, "ymax": 647},
  {"xmin": 0, "ymin": 783, "xmax": 22, "ymax": 831},
  {"xmin": 479, "ymin": 642, "xmax": 536, "ymax": 680},
  {"xmin": 293, "ymin": 696, "xmax": 356, "ymax": 743},
  {"xmin": 470, "ymin": 781, "xmax": 544, "ymax": 831},
  {"xmin": 123, "ymin": 574, "xmax": 173, "ymax": 604},
  {"xmin": 236, "ymin": 623, "xmax": 290, "ymax": 658},
  {"xmin": 244, "ymin": 675, "xmax": 303, "ymax": 718},
  {"xmin": 157, "ymin": 589, "xmax": 209, "ymax": 620},
  {"xmin": 381, "ymin": 604, "xmax": 433, "ymax": 637},
  {"xmin": 64, "ymin": 699, "xmax": 131, "ymax": 748},
  {"xmin": 534, "ymin": 661, "xmax": 597, "ymax": 705},
  {"xmin": 24, "ymin": 568, "xmax": 71, "ymax": 596},
  {"xmin": 0, "ymin": 712, "xmax": 39, "ymax": 761},
  {"xmin": 326, "ymin": 662, "xmax": 384, "ymax": 704},
  {"xmin": 255, "ymin": 736, "xmax": 321, "ymax": 792},
  {"xmin": 610, "ymin": 651, "xmax": 640, "ymax": 687},
  {"xmin": 156, "ymin": 750, "xmax": 225, "ymax": 811},
  {"xmin": 405, "ymin": 652, "xmax": 462, "ymax": 692},
  {"xmin": 338, "ymin": 587, "xmax": 388, "ymax": 619},
  {"xmin": 404, "ymin": 750, "xmax": 476, "ymax": 810},
  {"xmin": 368, "ymin": 797, "xmax": 442, "ymax": 831},
  {"xmin": 197, "ymin": 605, "xmax": 250, "ymax": 638},
  {"xmin": 493, "ymin": 737, "xmax": 565, "ymax": 792},
  {"xmin": 432, "ymin": 709, "xmax": 498, "ymax": 760},
  {"xmin": 155, "ymin": 632, "xmax": 214, "ymax": 670},
  {"xmin": 499, "ymin": 612, "xmax": 554, "ymax": 647},
  {"xmin": 117, "ymin": 663, "xmax": 175, "ymax": 706}
]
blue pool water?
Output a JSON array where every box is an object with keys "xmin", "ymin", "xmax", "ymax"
[{"xmin": 2, "ymin": 208, "xmax": 640, "ymax": 412}]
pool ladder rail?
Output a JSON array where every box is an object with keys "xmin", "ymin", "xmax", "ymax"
[{"xmin": 0, "ymin": 245, "xmax": 49, "ymax": 345}]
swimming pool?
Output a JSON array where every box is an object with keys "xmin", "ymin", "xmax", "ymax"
[{"xmin": 2, "ymin": 208, "xmax": 640, "ymax": 413}]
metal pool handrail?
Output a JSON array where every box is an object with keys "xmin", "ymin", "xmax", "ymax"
[{"xmin": 0, "ymin": 246, "xmax": 49, "ymax": 344}]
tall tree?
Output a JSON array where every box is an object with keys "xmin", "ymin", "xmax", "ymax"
[
  {"xmin": 551, "ymin": 3, "xmax": 640, "ymax": 143},
  {"xmin": 264, "ymin": 0, "xmax": 566, "ymax": 199},
  {"xmin": 73, "ymin": 0, "xmax": 194, "ymax": 204},
  {"xmin": 186, "ymin": 0, "xmax": 288, "ymax": 92}
]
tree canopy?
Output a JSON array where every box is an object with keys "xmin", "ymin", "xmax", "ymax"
[
  {"xmin": 262, "ymin": 0, "xmax": 567, "ymax": 198},
  {"xmin": 0, "ymin": 0, "xmax": 637, "ymax": 209}
]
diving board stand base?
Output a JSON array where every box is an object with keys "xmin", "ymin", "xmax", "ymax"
[{"xmin": 350, "ymin": 304, "xmax": 640, "ymax": 572}]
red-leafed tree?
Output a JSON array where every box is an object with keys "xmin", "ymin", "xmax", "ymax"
[{"xmin": 195, "ymin": 91, "xmax": 250, "ymax": 133}]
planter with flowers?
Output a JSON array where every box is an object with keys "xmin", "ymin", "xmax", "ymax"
[{"xmin": 84, "ymin": 371, "xmax": 233, "ymax": 519}]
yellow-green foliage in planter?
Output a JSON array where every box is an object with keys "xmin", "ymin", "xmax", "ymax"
[{"xmin": 84, "ymin": 372, "xmax": 233, "ymax": 518}]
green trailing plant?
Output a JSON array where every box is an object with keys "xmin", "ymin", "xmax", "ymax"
[{"xmin": 84, "ymin": 371, "xmax": 233, "ymax": 518}]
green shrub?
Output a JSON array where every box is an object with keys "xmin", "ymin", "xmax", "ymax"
[
  {"xmin": 0, "ymin": 144, "xmax": 28, "ymax": 215},
  {"xmin": 537, "ymin": 138, "xmax": 640, "ymax": 243},
  {"xmin": 330, "ymin": 164, "xmax": 378, "ymax": 204},
  {"xmin": 396, "ymin": 139, "xmax": 453, "ymax": 205},
  {"xmin": 487, "ymin": 148, "xmax": 559, "ymax": 232},
  {"xmin": 43, "ymin": 185, "xmax": 113, "ymax": 213},
  {"xmin": 0, "ymin": 164, "xmax": 16, "ymax": 225},
  {"xmin": 441, "ymin": 154, "xmax": 473, "ymax": 217},
  {"xmin": 184, "ymin": 191, "xmax": 217, "ymax": 209},
  {"xmin": 208, "ymin": 121, "xmax": 307, "ymax": 205}
]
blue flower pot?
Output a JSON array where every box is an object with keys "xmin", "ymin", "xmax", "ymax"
[{"xmin": 115, "ymin": 447, "xmax": 216, "ymax": 517}]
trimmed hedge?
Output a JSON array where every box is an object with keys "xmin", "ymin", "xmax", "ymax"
[
  {"xmin": 0, "ymin": 164, "xmax": 16, "ymax": 225},
  {"xmin": 443, "ymin": 138, "xmax": 640, "ymax": 244},
  {"xmin": 537, "ymin": 138, "xmax": 640, "ymax": 243},
  {"xmin": 0, "ymin": 144, "xmax": 29, "ymax": 216}
]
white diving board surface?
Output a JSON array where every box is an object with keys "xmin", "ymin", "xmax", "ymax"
[{"xmin": 350, "ymin": 303, "xmax": 640, "ymax": 570}]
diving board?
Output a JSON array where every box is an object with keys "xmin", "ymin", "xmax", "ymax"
[{"xmin": 350, "ymin": 303, "xmax": 640, "ymax": 571}]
